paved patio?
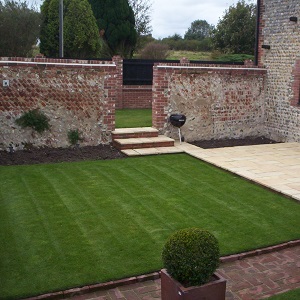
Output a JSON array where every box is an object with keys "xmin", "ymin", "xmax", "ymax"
[{"xmin": 176, "ymin": 142, "xmax": 300, "ymax": 202}]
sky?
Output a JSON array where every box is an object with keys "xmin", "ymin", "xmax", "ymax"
[{"xmin": 28, "ymin": 0, "xmax": 256, "ymax": 39}]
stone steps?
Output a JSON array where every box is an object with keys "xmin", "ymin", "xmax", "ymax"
[
  {"xmin": 112, "ymin": 127, "xmax": 183, "ymax": 155},
  {"xmin": 113, "ymin": 135, "xmax": 175, "ymax": 150},
  {"xmin": 112, "ymin": 127, "xmax": 158, "ymax": 139}
]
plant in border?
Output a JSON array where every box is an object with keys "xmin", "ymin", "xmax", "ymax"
[
  {"xmin": 15, "ymin": 109, "xmax": 50, "ymax": 133},
  {"xmin": 67, "ymin": 129, "xmax": 83, "ymax": 146},
  {"xmin": 162, "ymin": 227, "xmax": 220, "ymax": 287}
]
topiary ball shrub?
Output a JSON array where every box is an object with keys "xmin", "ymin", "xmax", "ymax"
[{"xmin": 162, "ymin": 228, "xmax": 220, "ymax": 287}]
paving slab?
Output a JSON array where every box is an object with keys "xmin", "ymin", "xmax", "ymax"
[{"xmin": 178, "ymin": 142, "xmax": 300, "ymax": 202}]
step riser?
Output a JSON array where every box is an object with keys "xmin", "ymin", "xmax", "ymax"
[
  {"xmin": 113, "ymin": 141, "xmax": 174, "ymax": 150},
  {"xmin": 112, "ymin": 132, "xmax": 158, "ymax": 140}
]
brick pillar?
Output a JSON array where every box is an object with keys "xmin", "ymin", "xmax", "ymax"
[
  {"xmin": 103, "ymin": 72, "xmax": 116, "ymax": 133},
  {"xmin": 112, "ymin": 55, "xmax": 123, "ymax": 109},
  {"xmin": 152, "ymin": 64, "xmax": 169, "ymax": 131},
  {"xmin": 291, "ymin": 60, "xmax": 300, "ymax": 106}
]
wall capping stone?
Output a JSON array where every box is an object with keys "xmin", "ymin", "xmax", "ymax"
[
  {"xmin": 0, "ymin": 61, "xmax": 116, "ymax": 67},
  {"xmin": 157, "ymin": 65, "xmax": 266, "ymax": 72}
]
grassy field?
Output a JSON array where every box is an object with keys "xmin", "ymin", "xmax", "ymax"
[
  {"xmin": 115, "ymin": 108, "xmax": 152, "ymax": 128},
  {"xmin": 1, "ymin": 154, "xmax": 299, "ymax": 299},
  {"xmin": 167, "ymin": 50, "xmax": 212, "ymax": 60}
]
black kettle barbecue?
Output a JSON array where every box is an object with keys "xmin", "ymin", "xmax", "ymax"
[{"xmin": 169, "ymin": 114, "xmax": 186, "ymax": 144}]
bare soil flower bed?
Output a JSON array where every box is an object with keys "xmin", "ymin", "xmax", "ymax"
[
  {"xmin": 0, "ymin": 144, "xmax": 126, "ymax": 166},
  {"xmin": 190, "ymin": 136, "xmax": 278, "ymax": 149},
  {"xmin": 0, "ymin": 137, "xmax": 278, "ymax": 166}
]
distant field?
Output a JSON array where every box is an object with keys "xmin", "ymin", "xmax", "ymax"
[{"xmin": 167, "ymin": 50, "xmax": 212, "ymax": 60}]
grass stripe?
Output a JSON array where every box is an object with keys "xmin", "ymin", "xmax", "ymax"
[{"xmin": 0, "ymin": 154, "xmax": 299, "ymax": 299}]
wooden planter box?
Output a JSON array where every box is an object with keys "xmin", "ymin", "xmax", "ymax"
[{"xmin": 161, "ymin": 269, "xmax": 226, "ymax": 300}]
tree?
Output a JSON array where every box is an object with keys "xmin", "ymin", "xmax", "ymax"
[
  {"xmin": 0, "ymin": 0, "xmax": 41, "ymax": 57},
  {"xmin": 40, "ymin": 0, "xmax": 101, "ymax": 58},
  {"xmin": 128, "ymin": 0, "xmax": 152, "ymax": 36},
  {"xmin": 64, "ymin": 0, "xmax": 101, "ymax": 58},
  {"xmin": 184, "ymin": 20, "xmax": 213, "ymax": 41},
  {"xmin": 40, "ymin": 0, "xmax": 63, "ymax": 57},
  {"xmin": 88, "ymin": 0, "xmax": 137, "ymax": 58},
  {"xmin": 212, "ymin": 0, "xmax": 256, "ymax": 54}
]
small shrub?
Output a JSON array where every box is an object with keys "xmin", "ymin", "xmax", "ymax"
[
  {"xmin": 162, "ymin": 228, "xmax": 220, "ymax": 287},
  {"xmin": 67, "ymin": 129, "xmax": 83, "ymax": 145},
  {"xmin": 15, "ymin": 109, "xmax": 50, "ymax": 133}
]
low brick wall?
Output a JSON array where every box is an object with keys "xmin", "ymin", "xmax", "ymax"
[
  {"xmin": 122, "ymin": 85, "xmax": 152, "ymax": 109},
  {"xmin": 0, "ymin": 57, "xmax": 117, "ymax": 151},
  {"xmin": 153, "ymin": 63, "xmax": 267, "ymax": 142}
]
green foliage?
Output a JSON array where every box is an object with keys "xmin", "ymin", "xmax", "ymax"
[
  {"xmin": 184, "ymin": 20, "xmax": 214, "ymax": 41},
  {"xmin": 0, "ymin": 0, "xmax": 41, "ymax": 57},
  {"xmin": 162, "ymin": 228, "xmax": 220, "ymax": 286},
  {"xmin": 64, "ymin": 0, "xmax": 101, "ymax": 58},
  {"xmin": 161, "ymin": 37, "xmax": 212, "ymax": 52},
  {"xmin": 67, "ymin": 129, "xmax": 83, "ymax": 145},
  {"xmin": 40, "ymin": 0, "xmax": 61, "ymax": 57},
  {"xmin": 40, "ymin": 0, "xmax": 101, "ymax": 58},
  {"xmin": 128, "ymin": 0, "xmax": 152, "ymax": 36},
  {"xmin": 139, "ymin": 42, "xmax": 169, "ymax": 59},
  {"xmin": 212, "ymin": 0, "xmax": 256, "ymax": 54},
  {"xmin": 15, "ymin": 109, "xmax": 50, "ymax": 133},
  {"xmin": 88, "ymin": 0, "xmax": 137, "ymax": 58}
]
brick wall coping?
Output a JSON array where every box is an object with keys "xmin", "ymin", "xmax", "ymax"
[
  {"xmin": 157, "ymin": 65, "xmax": 266, "ymax": 72},
  {"xmin": 0, "ymin": 60, "xmax": 116, "ymax": 67}
]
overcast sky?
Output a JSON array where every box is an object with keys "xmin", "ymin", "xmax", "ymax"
[
  {"xmin": 29, "ymin": 0, "xmax": 256, "ymax": 39},
  {"xmin": 151, "ymin": 0, "xmax": 256, "ymax": 38}
]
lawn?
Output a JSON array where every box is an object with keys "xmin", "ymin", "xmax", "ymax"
[
  {"xmin": 115, "ymin": 108, "xmax": 152, "ymax": 128},
  {"xmin": 1, "ymin": 154, "xmax": 299, "ymax": 299}
]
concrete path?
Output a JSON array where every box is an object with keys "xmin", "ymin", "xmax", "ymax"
[{"xmin": 175, "ymin": 142, "xmax": 300, "ymax": 202}]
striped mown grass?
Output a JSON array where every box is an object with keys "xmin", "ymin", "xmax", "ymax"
[
  {"xmin": 0, "ymin": 154, "xmax": 299, "ymax": 299},
  {"xmin": 115, "ymin": 108, "xmax": 152, "ymax": 128}
]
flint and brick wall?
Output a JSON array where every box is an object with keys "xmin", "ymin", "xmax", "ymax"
[
  {"xmin": 152, "ymin": 62, "xmax": 266, "ymax": 142},
  {"xmin": 259, "ymin": 0, "xmax": 300, "ymax": 142},
  {"xmin": 0, "ymin": 57, "xmax": 117, "ymax": 150}
]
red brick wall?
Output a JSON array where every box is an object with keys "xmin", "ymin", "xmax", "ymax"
[
  {"xmin": 122, "ymin": 85, "xmax": 152, "ymax": 109},
  {"xmin": 0, "ymin": 57, "xmax": 117, "ymax": 150},
  {"xmin": 291, "ymin": 60, "xmax": 300, "ymax": 107},
  {"xmin": 153, "ymin": 61, "xmax": 266, "ymax": 141}
]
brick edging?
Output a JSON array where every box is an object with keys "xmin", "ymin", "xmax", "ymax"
[
  {"xmin": 24, "ymin": 239, "xmax": 300, "ymax": 300},
  {"xmin": 220, "ymin": 239, "xmax": 300, "ymax": 263}
]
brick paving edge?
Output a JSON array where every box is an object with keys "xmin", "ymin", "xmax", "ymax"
[
  {"xmin": 24, "ymin": 239, "xmax": 300, "ymax": 300},
  {"xmin": 220, "ymin": 239, "xmax": 300, "ymax": 263}
]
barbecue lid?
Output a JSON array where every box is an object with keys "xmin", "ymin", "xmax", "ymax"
[{"xmin": 169, "ymin": 114, "xmax": 186, "ymax": 128}]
